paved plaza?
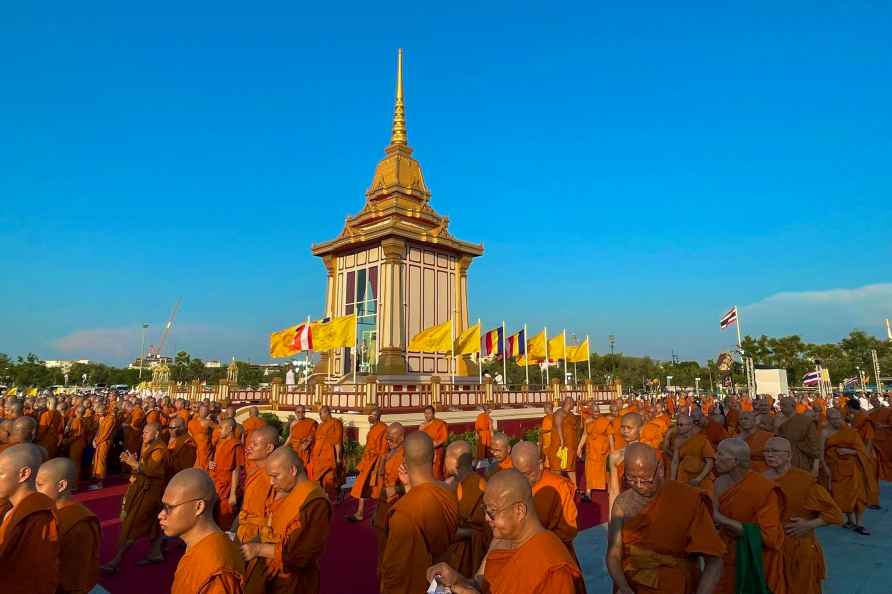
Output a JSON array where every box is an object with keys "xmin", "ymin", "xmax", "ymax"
[{"xmin": 577, "ymin": 483, "xmax": 892, "ymax": 594}]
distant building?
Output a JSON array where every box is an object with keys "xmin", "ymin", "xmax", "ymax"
[
  {"xmin": 44, "ymin": 359, "xmax": 93, "ymax": 369},
  {"xmin": 204, "ymin": 360, "xmax": 223, "ymax": 368},
  {"xmin": 127, "ymin": 354, "xmax": 173, "ymax": 370}
]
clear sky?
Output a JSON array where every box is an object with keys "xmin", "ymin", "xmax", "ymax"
[{"xmin": 3, "ymin": 3, "xmax": 891, "ymax": 366}]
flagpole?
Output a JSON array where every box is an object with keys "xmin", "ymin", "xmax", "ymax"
[
  {"xmin": 523, "ymin": 324, "xmax": 530, "ymax": 385},
  {"xmin": 734, "ymin": 305, "xmax": 752, "ymax": 398},
  {"xmin": 586, "ymin": 335, "xmax": 592, "ymax": 381},
  {"xmin": 478, "ymin": 319, "xmax": 483, "ymax": 386},
  {"xmin": 562, "ymin": 330, "xmax": 568, "ymax": 385},
  {"xmin": 544, "ymin": 327, "xmax": 550, "ymax": 385},
  {"xmin": 451, "ymin": 312, "xmax": 456, "ymax": 387},
  {"xmin": 305, "ymin": 315, "xmax": 311, "ymax": 386},
  {"xmin": 501, "ymin": 320, "xmax": 508, "ymax": 387},
  {"xmin": 353, "ymin": 313, "xmax": 358, "ymax": 385}
]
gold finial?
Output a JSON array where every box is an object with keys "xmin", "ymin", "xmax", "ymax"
[{"xmin": 390, "ymin": 48, "xmax": 407, "ymax": 146}]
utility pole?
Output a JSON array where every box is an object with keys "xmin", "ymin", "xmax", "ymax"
[
  {"xmin": 872, "ymin": 349, "xmax": 882, "ymax": 393},
  {"xmin": 138, "ymin": 323, "xmax": 149, "ymax": 380}
]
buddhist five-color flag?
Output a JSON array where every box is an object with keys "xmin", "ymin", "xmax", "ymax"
[
  {"xmin": 527, "ymin": 329, "xmax": 547, "ymax": 359},
  {"xmin": 482, "ymin": 327, "xmax": 503, "ymax": 356},
  {"xmin": 311, "ymin": 314, "xmax": 357, "ymax": 352},
  {"xmin": 567, "ymin": 338, "xmax": 590, "ymax": 363},
  {"xmin": 506, "ymin": 330, "xmax": 526, "ymax": 357},
  {"xmin": 454, "ymin": 322, "xmax": 482, "ymax": 355},
  {"xmin": 547, "ymin": 332, "xmax": 566, "ymax": 360},
  {"xmin": 409, "ymin": 319, "xmax": 453, "ymax": 353}
]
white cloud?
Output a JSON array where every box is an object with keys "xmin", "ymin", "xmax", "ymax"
[
  {"xmin": 741, "ymin": 283, "xmax": 892, "ymax": 343},
  {"xmin": 52, "ymin": 327, "xmax": 140, "ymax": 360}
]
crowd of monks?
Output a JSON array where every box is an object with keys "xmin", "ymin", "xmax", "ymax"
[{"xmin": 1, "ymin": 389, "xmax": 890, "ymax": 593}]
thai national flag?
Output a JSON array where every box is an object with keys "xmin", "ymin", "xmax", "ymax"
[
  {"xmin": 720, "ymin": 307, "xmax": 738, "ymax": 330},
  {"xmin": 802, "ymin": 371, "xmax": 820, "ymax": 386}
]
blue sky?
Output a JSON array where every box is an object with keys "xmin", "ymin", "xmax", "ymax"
[{"xmin": 2, "ymin": 3, "xmax": 891, "ymax": 365}]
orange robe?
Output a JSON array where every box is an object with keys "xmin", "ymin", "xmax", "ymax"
[
  {"xmin": 380, "ymin": 482, "xmax": 459, "ymax": 594},
  {"xmin": 475, "ymin": 412, "xmax": 493, "ymax": 459},
  {"xmin": 212, "ymin": 436, "xmax": 245, "ymax": 530},
  {"xmin": 743, "ymin": 429, "xmax": 774, "ymax": 474},
  {"xmin": 725, "ymin": 408, "xmax": 740, "ymax": 435},
  {"xmin": 583, "ymin": 417, "xmax": 611, "ymax": 490},
  {"xmin": 703, "ymin": 420, "xmax": 729, "ymax": 448},
  {"xmin": 608, "ymin": 416, "xmax": 625, "ymax": 452},
  {"xmin": 372, "ymin": 445, "xmax": 405, "ymax": 557},
  {"xmin": 716, "ymin": 471, "xmax": 785, "ymax": 594},
  {"xmin": 37, "ymin": 409, "xmax": 64, "ymax": 458},
  {"xmin": 91, "ymin": 413, "xmax": 117, "ymax": 480},
  {"xmin": 309, "ymin": 418, "xmax": 343, "ymax": 498},
  {"xmin": 675, "ymin": 433, "xmax": 716, "ymax": 496},
  {"xmin": 824, "ymin": 426, "xmax": 870, "ymax": 514},
  {"xmin": 0, "ymin": 492, "xmax": 60, "ymax": 594},
  {"xmin": 548, "ymin": 412, "xmax": 580, "ymax": 471},
  {"xmin": 237, "ymin": 463, "xmax": 272, "ymax": 544},
  {"xmin": 774, "ymin": 468, "xmax": 843, "ymax": 594},
  {"xmin": 288, "ymin": 418, "xmax": 317, "ymax": 466},
  {"xmin": 449, "ymin": 472, "xmax": 490, "ymax": 577},
  {"xmin": 189, "ymin": 418, "xmax": 214, "ymax": 470},
  {"xmin": 168, "ymin": 433, "xmax": 198, "ymax": 477},
  {"xmin": 532, "ymin": 470, "xmax": 586, "ymax": 594},
  {"xmin": 65, "ymin": 417, "xmax": 87, "ymax": 486},
  {"xmin": 253, "ymin": 480, "xmax": 331, "ymax": 594},
  {"xmin": 852, "ymin": 411, "xmax": 881, "ymax": 506},
  {"xmin": 420, "ymin": 419, "xmax": 449, "ymax": 480},
  {"xmin": 350, "ymin": 421, "xmax": 388, "ymax": 500},
  {"xmin": 640, "ymin": 420, "xmax": 663, "ymax": 450},
  {"xmin": 541, "ymin": 413, "xmax": 555, "ymax": 466},
  {"xmin": 176, "ymin": 409, "xmax": 191, "ymax": 425},
  {"xmin": 242, "ymin": 415, "xmax": 266, "ymax": 445},
  {"xmin": 483, "ymin": 531, "xmax": 580, "ymax": 594},
  {"xmin": 56, "ymin": 499, "xmax": 101, "ymax": 594},
  {"xmin": 119, "ymin": 440, "xmax": 166, "ymax": 544},
  {"xmin": 621, "ymin": 480, "xmax": 726, "ymax": 593},
  {"xmin": 778, "ymin": 414, "xmax": 821, "ymax": 472},
  {"xmin": 125, "ymin": 407, "xmax": 146, "ymax": 454},
  {"xmin": 171, "ymin": 531, "xmax": 245, "ymax": 594},
  {"xmin": 869, "ymin": 406, "xmax": 892, "ymax": 480}
]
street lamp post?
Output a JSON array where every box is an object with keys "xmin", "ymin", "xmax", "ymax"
[
  {"xmin": 666, "ymin": 375, "xmax": 673, "ymax": 392},
  {"xmin": 695, "ymin": 377, "xmax": 701, "ymax": 397},
  {"xmin": 138, "ymin": 323, "xmax": 149, "ymax": 380}
]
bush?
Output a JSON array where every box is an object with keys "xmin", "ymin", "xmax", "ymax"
[
  {"xmin": 344, "ymin": 440, "xmax": 364, "ymax": 474},
  {"xmin": 260, "ymin": 413, "xmax": 286, "ymax": 440}
]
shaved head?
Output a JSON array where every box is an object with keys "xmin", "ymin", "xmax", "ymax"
[
  {"xmin": 36, "ymin": 457, "xmax": 78, "ymax": 501},
  {"xmin": 765, "ymin": 437, "xmax": 791, "ymax": 453},
  {"xmin": 404, "ymin": 431, "xmax": 434, "ymax": 468},
  {"xmin": 483, "ymin": 469, "xmax": 537, "ymax": 540},
  {"xmin": 247, "ymin": 425, "xmax": 279, "ymax": 461},
  {"xmin": 159, "ymin": 468, "xmax": 217, "ymax": 537},
  {"xmin": 445, "ymin": 440, "xmax": 473, "ymax": 477},
  {"xmin": 510, "ymin": 441, "xmax": 543, "ymax": 485},
  {"xmin": 266, "ymin": 446, "xmax": 305, "ymax": 493},
  {"xmin": 491, "ymin": 432, "xmax": 511, "ymax": 463},
  {"xmin": 716, "ymin": 438, "xmax": 751, "ymax": 474},
  {"xmin": 625, "ymin": 442, "xmax": 658, "ymax": 471},
  {"xmin": 0, "ymin": 443, "xmax": 43, "ymax": 499},
  {"xmin": 369, "ymin": 407, "xmax": 382, "ymax": 422},
  {"xmin": 10, "ymin": 416, "xmax": 37, "ymax": 444},
  {"xmin": 487, "ymin": 469, "xmax": 533, "ymax": 505}
]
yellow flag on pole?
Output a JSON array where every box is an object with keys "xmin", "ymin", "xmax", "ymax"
[
  {"xmin": 26, "ymin": 387, "xmax": 38, "ymax": 397},
  {"xmin": 5, "ymin": 386, "xmax": 17, "ymax": 396},
  {"xmin": 516, "ymin": 355, "xmax": 543, "ymax": 367},
  {"xmin": 454, "ymin": 322, "xmax": 481, "ymax": 355},
  {"xmin": 527, "ymin": 330, "xmax": 547, "ymax": 359},
  {"xmin": 409, "ymin": 319, "xmax": 453, "ymax": 353},
  {"xmin": 548, "ymin": 332, "xmax": 566, "ymax": 360},
  {"xmin": 269, "ymin": 325, "xmax": 301, "ymax": 358},
  {"xmin": 567, "ymin": 338, "xmax": 590, "ymax": 363},
  {"xmin": 311, "ymin": 314, "xmax": 357, "ymax": 351}
]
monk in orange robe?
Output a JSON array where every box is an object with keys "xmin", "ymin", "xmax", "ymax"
[
  {"xmin": 763, "ymin": 437, "xmax": 843, "ymax": 594},
  {"xmin": 426, "ymin": 470, "xmax": 580, "ymax": 594},
  {"xmin": 777, "ymin": 397, "xmax": 821, "ymax": 474},
  {"xmin": 485, "ymin": 432, "xmax": 513, "ymax": 478},
  {"xmin": 188, "ymin": 404, "xmax": 214, "ymax": 470},
  {"xmin": 868, "ymin": 396, "xmax": 892, "ymax": 480},
  {"xmin": 287, "ymin": 405, "xmax": 317, "ymax": 466},
  {"xmin": 234, "ymin": 424, "xmax": 277, "ymax": 544},
  {"xmin": 373, "ymin": 423, "xmax": 406, "ymax": 560},
  {"xmin": 309, "ymin": 406, "xmax": 343, "ymax": 499},
  {"xmin": 420, "ymin": 405, "xmax": 449, "ymax": 480},
  {"xmin": 63, "ymin": 406, "xmax": 88, "ymax": 488},
  {"xmin": 724, "ymin": 397, "xmax": 741, "ymax": 435},
  {"xmin": 240, "ymin": 446, "xmax": 331, "ymax": 594},
  {"xmin": 124, "ymin": 403, "xmax": 146, "ymax": 455},
  {"xmin": 848, "ymin": 402, "xmax": 881, "ymax": 509},
  {"xmin": 608, "ymin": 413, "xmax": 644, "ymax": 511},
  {"xmin": 347, "ymin": 408, "xmax": 387, "ymax": 521},
  {"xmin": 380, "ymin": 431, "xmax": 458, "ymax": 594},
  {"xmin": 738, "ymin": 410, "xmax": 774, "ymax": 473},
  {"xmin": 607, "ymin": 443, "xmax": 725, "ymax": 594},
  {"xmin": 549, "ymin": 398, "xmax": 581, "ymax": 484},
  {"xmin": 174, "ymin": 398, "xmax": 191, "ymax": 426},
  {"xmin": 209, "ymin": 418, "xmax": 244, "ymax": 531},
  {"xmin": 713, "ymin": 438, "xmax": 785, "ymax": 594},
  {"xmin": 160, "ymin": 469, "xmax": 245, "ymax": 594},
  {"xmin": 102, "ymin": 422, "xmax": 167, "ymax": 571},
  {"xmin": 36, "ymin": 457, "xmax": 101, "ymax": 594},
  {"xmin": 36, "ymin": 397, "xmax": 64, "ymax": 458},
  {"xmin": 671, "ymin": 413, "xmax": 715, "ymax": 497},
  {"xmin": 241, "ymin": 405, "xmax": 266, "ymax": 445},
  {"xmin": 539, "ymin": 402, "xmax": 555, "ymax": 465},
  {"xmin": 822, "ymin": 408, "xmax": 871, "ymax": 534},
  {"xmin": 703, "ymin": 411, "xmax": 729, "ymax": 448},
  {"xmin": 474, "ymin": 405, "xmax": 493, "ymax": 460},
  {"xmin": 444, "ymin": 440, "xmax": 490, "ymax": 578},
  {"xmin": 0, "ymin": 444, "xmax": 60, "ymax": 594},
  {"xmin": 608, "ymin": 403, "xmax": 625, "ymax": 452},
  {"xmin": 90, "ymin": 405, "xmax": 117, "ymax": 489},
  {"xmin": 167, "ymin": 416, "xmax": 198, "ymax": 477},
  {"xmin": 578, "ymin": 409, "xmax": 611, "ymax": 495}
]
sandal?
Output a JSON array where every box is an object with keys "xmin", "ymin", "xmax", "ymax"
[{"xmin": 854, "ymin": 525, "xmax": 871, "ymax": 536}]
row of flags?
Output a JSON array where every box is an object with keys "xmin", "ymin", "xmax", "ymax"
[
  {"xmin": 269, "ymin": 314, "xmax": 357, "ymax": 358},
  {"xmin": 3, "ymin": 387, "xmax": 39, "ymax": 397}
]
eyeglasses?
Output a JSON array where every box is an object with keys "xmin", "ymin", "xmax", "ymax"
[
  {"xmin": 160, "ymin": 497, "xmax": 204, "ymax": 515},
  {"xmin": 625, "ymin": 468, "xmax": 659, "ymax": 488},
  {"xmin": 483, "ymin": 500, "xmax": 522, "ymax": 521}
]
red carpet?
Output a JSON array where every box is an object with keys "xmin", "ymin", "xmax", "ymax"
[{"xmin": 77, "ymin": 472, "xmax": 606, "ymax": 594}]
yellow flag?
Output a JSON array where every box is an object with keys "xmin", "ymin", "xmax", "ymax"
[
  {"xmin": 567, "ymin": 338, "xmax": 590, "ymax": 363},
  {"xmin": 26, "ymin": 387, "xmax": 38, "ymax": 397},
  {"xmin": 454, "ymin": 322, "xmax": 481, "ymax": 355},
  {"xmin": 269, "ymin": 325, "xmax": 300, "ymax": 358},
  {"xmin": 516, "ymin": 355, "xmax": 543, "ymax": 367},
  {"xmin": 311, "ymin": 314, "xmax": 357, "ymax": 351},
  {"xmin": 527, "ymin": 330, "xmax": 547, "ymax": 359},
  {"xmin": 5, "ymin": 386, "xmax": 17, "ymax": 396},
  {"xmin": 548, "ymin": 332, "xmax": 566, "ymax": 360},
  {"xmin": 409, "ymin": 319, "xmax": 453, "ymax": 353}
]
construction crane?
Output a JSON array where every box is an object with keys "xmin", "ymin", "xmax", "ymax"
[{"xmin": 155, "ymin": 299, "xmax": 182, "ymax": 358}]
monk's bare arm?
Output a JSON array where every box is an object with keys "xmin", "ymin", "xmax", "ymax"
[
  {"xmin": 712, "ymin": 506, "xmax": 743, "ymax": 537},
  {"xmin": 229, "ymin": 467, "xmax": 240, "ymax": 504},
  {"xmin": 696, "ymin": 554, "xmax": 723, "ymax": 594},
  {"xmin": 606, "ymin": 496, "xmax": 635, "ymax": 594},
  {"xmin": 693, "ymin": 458, "xmax": 714, "ymax": 485},
  {"xmin": 554, "ymin": 411, "xmax": 565, "ymax": 447}
]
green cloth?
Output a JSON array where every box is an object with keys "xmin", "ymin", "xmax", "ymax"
[{"xmin": 735, "ymin": 523, "xmax": 773, "ymax": 594}]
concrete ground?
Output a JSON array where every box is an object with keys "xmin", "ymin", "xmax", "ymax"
[{"xmin": 577, "ymin": 482, "xmax": 892, "ymax": 594}]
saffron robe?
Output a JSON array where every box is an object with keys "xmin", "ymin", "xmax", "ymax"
[
  {"xmin": 448, "ymin": 472, "xmax": 490, "ymax": 577},
  {"xmin": 350, "ymin": 421, "xmax": 388, "ymax": 500},
  {"xmin": 0, "ymin": 491, "xmax": 60, "ymax": 594},
  {"xmin": 824, "ymin": 427, "xmax": 870, "ymax": 514},
  {"xmin": 124, "ymin": 407, "xmax": 146, "ymax": 454},
  {"xmin": 777, "ymin": 414, "xmax": 821, "ymax": 472},
  {"xmin": 37, "ymin": 409, "xmax": 64, "ymax": 458},
  {"xmin": 420, "ymin": 418, "xmax": 450, "ymax": 480},
  {"xmin": 703, "ymin": 420, "xmax": 729, "ymax": 449},
  {"xmin": 288, "ymin": 418, "xmax": 317, "ymax": 466},
  {"xmin": 119, "ymin": 440, "xmax": 166, "ymax": 544},
  {"xmin": 773, "ymin": 468, "xmax": 843, "ymax": 594},
  {"xmin": 609, "ymin": 416, "xmax": 626, "ymax": 452},
  {"xmin": 56, "ymin": 499, "xmax": 101, "ymax": 594},
  {"xmin": 620, "ymin": 480, "xmax": 726, "ymax": 593},
  {"xmin": 532, "ymin": 470, "xmax": 586, "ymax": 593},
  {"xmin": 475, "ymin": 412, "xmax": 493, "ymax": 459},
  {"xmin": 380, "ymin": 482, "xmax": 459, "ymax": 594},
  {"xmin": 675, "ymin": 433, "xmax": 715, "ymax": 496},
  {"xmin": 188, "ymin": 418, "xmax": 214, "ymax": 470},
  {"xmin": 852, "ymin": 411, "xmax": 881, "ymax": 507},
  {"xmin": 65, "ymin": 417, "xmax": 87, "ymax": 486},
  {"xmin": 541, "ymin": 413, "xmax": 555, "ymax": 466},
  {"xmin": 91, "ymin": 413, "xmax": 117, "ymax": 480},
  {"xmin": 171, "ymin": 531, "xmax": 245, "ymax": 594},
  {"xmin": 548, "ymin": 412, "xmax": 580, "ymax": 471},
  {"xmin": 212, "ymin": 436, "xmax": 245, "ymax": 531},
  {"xmin": 483, "ymin": 531, "xmax": 580, "ymax": 594},
  {"xmin": 241, "ymin": 415, "xmax": 266, "ymax": 446},
  {"xmin": 715, "ymin": 471, "xmax": 785, "ymax": 594},
  {"xmin": 373, "ymin": 445, "xmax": 405, "ymax": 557},
  {"xmin": 237, "ymin": 464, "xmax": 272, "ymax": 544},
  {"xmin": 868, "ymin": 406, "xmax": 892, "ymax": 480},
  {"xmin": 309, "ymin": 418, "xmax": 343, "ymax": 498},
  {"xmin": 583, "ymin": 417, "xmax": 612, "ymax": 490},
  {"xmin": 743, "ymin": 429, "xmax": 774, "ymax": 474},
  {"xmin": 168, "ymin": 433, "xmax": 198, "ymax": 478}
]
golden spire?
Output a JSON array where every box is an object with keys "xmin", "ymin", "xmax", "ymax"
[{"xmin": 390, "ymin": 48, "xmax": 407, "ymax": 146}]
